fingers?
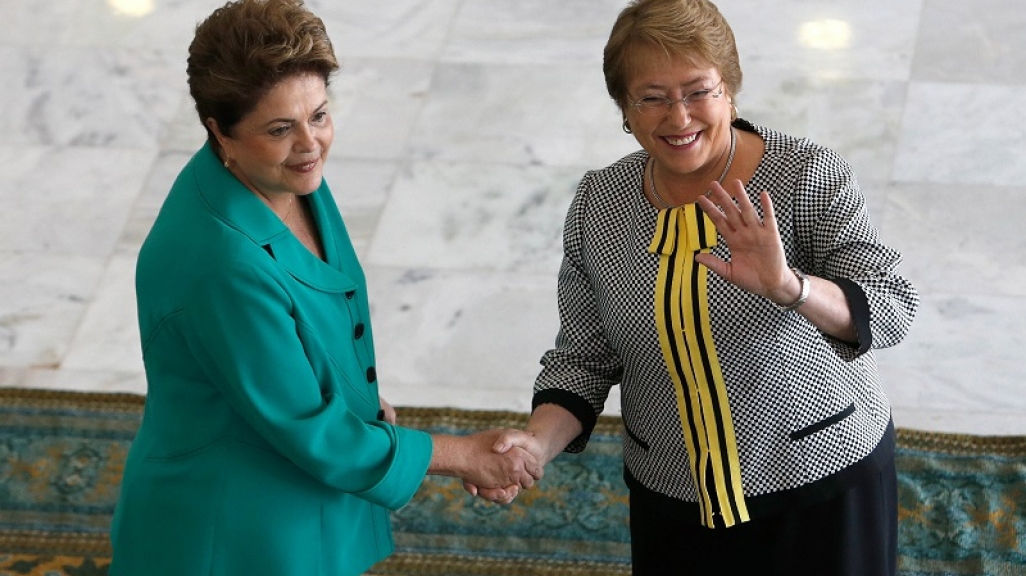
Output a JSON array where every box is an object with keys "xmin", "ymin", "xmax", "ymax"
[
  {"xmin": 758, "ymin": 190, "xmax": 778, "ymax": 235},
  {"xmin": 699, "ymin": 179, "xmax": 762, "ymax": 232},
  {"xmin": 503, "ymin": 446, "xmax": 542, "ymax": 489},
  {"xmin": 378, "ymin": 396, "xmax": 396, "ymax": 425},
  {"xmin": 476, "ymin": 485, "xmax": 518, "ymax": 505},
  {"xmin": 491, "ymin": 428, "xmax": 537, "ymax": 455}
]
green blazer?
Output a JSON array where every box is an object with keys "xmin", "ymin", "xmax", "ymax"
[{"xmin": 110, "ymin": 143, "xmax": 433, "ymax": 576}]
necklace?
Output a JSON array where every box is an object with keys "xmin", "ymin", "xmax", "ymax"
[
  {"xmin": 282, "ymin": 194, "xmax": 294, "ymax": 222},
  {"xmin": 649, "ymin": 127, "xmax": 737, "ymax": 209}
]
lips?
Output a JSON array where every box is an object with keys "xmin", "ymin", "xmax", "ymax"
[
  {"xmin": 287, "ymin": 159, "xmax": 319, "ymax": 173},
  {"xmin": 664, "ymin": 132, "xmax": 699, "ymax": 146}
]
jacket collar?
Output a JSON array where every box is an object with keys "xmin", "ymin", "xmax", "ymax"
[{"xmin": 192, "ymin": 143, "xmax": 355, "ymax": 293}]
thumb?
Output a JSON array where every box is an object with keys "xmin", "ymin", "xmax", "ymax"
[
  {"xmin": 694, "ymin": 253, "xmax": 726, "ymax": 279},
  {"xmin": 492, "ymin": 438, "xmax": 512, "ymax": 454},
  {"xmin": 493, "ymin": 429, "xmax": 535, "ymax": 453}
]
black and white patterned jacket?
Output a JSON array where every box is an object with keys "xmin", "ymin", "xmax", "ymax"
[{"xmin": 533, "ymin": 119, "xmax": 918, "ymax": 526}]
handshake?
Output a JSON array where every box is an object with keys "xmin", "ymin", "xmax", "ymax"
[
  {"xmin": 428, "ymin": 428, "xmax": 549, "ymax": 505},
  {"xmin": 385, "ymin": 399, "xmax": 580, "ymax": 506}
]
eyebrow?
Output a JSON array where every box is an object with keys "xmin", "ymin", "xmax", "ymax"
[
  {"xmin": 637, "ymin": 76, "xmax": 716, "ymax": 92},
  {"xmin": 263, "ymin": 100, "xmax": 330, "ymax": 126}
]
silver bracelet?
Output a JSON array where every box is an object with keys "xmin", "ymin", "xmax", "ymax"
[{"xmin": 776, "ymin": 267, "xmax": 810, "ymax": 311}]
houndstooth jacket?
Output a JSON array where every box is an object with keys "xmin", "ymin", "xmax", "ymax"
[{"xmin": 533, "ymin": 119, "xmax": 918, "ymax": 526}]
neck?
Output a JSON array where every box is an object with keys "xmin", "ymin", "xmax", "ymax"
[{"xmin": 253, "ymin": 190, "xmax": 295, "ymax": 223}]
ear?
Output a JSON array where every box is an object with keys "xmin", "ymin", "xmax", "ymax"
[{"xmin": 205, "ymin": 118, "xmax": 230, "ymax": 153}]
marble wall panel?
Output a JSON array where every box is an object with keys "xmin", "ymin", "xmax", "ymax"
[
  {"xmin": 407, "ymin": 62, "xmax": 637, "ymax": 168},
  {"xmin": 329, "ymin": 58, "xmax": 437, "ymax": 161},
  {"xmin": 441, "ymin": 0, "xmax": 625, "ymax": 65},
  {"xmin": 0, "ymin": 145, "xmax": 155, "ymax": 257},
  {"xmin": 881, "ymin": 181, "xmax": 1026, "ymax": 298},
  {"xmin": 0, "ymin": 45, "xmax": 183, "ymax": 149},
  {"xmin": 366, "ymin": 160, "xmax": 584, "ymax": 274},
  {"xmin": 877, "ymin": 293, "xmax": 1026, "ymax": 433},
  {"xmin": 0, "ymin": 253, "xmax": 107, "ymax": 369},
  {"xmin": 912, "ymin": 0, "xmax": 1026, "ymax": 84},
  {"xmin": 0, "ymin": 0, "xmax": 221, "ymax": 51},
  {"xmin": 61, "ymin": 255, "xmax": 142, "ymax": 373},
  {"xmin": 365, "ymin": 266, "xmax": 559, "ymax": 411},
  {"xmin": 721, "ymin": 0, "xmax": 921, "ymax": 82},
  {"xmin": 894, "ymin": 82, "xmax": 1026, "ymax": 186},
  {"xmin": 740, "ymin": 70, "xmax": 906, "ymax": 186},
  {"xmin": 309, "ymin": 0, "xmax": 464, "ymax": 60},
  {"xmin": 114, "ymin": 150, "xmax": 193, "ymax": 256}
]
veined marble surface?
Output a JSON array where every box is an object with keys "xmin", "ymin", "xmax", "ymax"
[{"xmin": 1, "ymin": 0, "xmax": 1024, "ymax": 435}]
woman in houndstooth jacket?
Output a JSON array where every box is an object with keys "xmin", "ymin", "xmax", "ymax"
[{"xmin": 473, "ymin": 0, "xmax": 918, "ymax": 574}]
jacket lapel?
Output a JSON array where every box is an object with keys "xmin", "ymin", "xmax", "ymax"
[{"xmin": 191, "ymin": 143, "xmax": 356, "ymax": 294}]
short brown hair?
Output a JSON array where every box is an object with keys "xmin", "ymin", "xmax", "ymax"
[
  {"xmin": 603, "ymin": 0, "xmax": 742, "ymax": 110},
  {"xmin": 187, "ymin": 0, "xmax": 339, "ymax": 151}
]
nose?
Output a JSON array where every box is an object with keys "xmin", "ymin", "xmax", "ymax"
[
  {"xmin": 666, "ymin": 99, "xmax": 691, "ymax": 125},
  {"xmin": 293, "ymin": 124, "xmax": 318, "ymax": 153}
]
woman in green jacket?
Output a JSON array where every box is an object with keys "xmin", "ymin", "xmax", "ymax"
[{"xmin": 108, "ymin": 2, "xmax": 540, "ymax": 574}]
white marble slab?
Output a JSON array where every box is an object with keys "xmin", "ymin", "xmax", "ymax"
[
  {"xmin": 0, "ymin": 253, "xmax": 108, "ymax": 369},
  {"xmin": 0, "ymin": 0, "xmax": 221, "ymax": 51},
  {"xmin": 894, "ymin": 82, "xmax": 1026, "ymax": 186},
  {"xmin": 329, "ymin": 58, "xmax": 437, "ymax": 161},
  {"xmin": 160, "ymin": 95, "xmax": 208, "ymax": 154},
  {"xmin": 0, "ymin": 145, "xmax": 155, "ymax": 257},
  {"xmin": 722, "ymin": 0, "xmax": 921, "ymax": 82},
  {"xmin": 441, "ymin": 0, "xmax": 624, "ymax": 65},
  {"xmin": 366, "ymin": 266, "xmax": 559, "ymax": 412},
  {"xmin": 310, "ymin": 0, "xmax": 464, "ymax": 60},
  {"xmin": 878, "ymin": 292, "xmax": 1026, "ymax": 429},
  {"xmin": 881, "ymin": 181, "xmax": 1026, "ymax": 298},
  {"xmin": 0, "ymin": 367, "xmax": 147, "ymax": 396},
  {"xmin": 115, "ymin": 150, "xmax": 192, "ymax": 256},
  {"xmin": 0, "ymin": 45, "xmax": 183, "ymax": 148},
  {"xmin": 740, "ymin": 72, "xmax": 906, "ymax": 187},
  {"xmin": 366, "ymin": 159, "xmax": 583, "ymax": 274},
  {"xmin": 912, "ymin": 0, "xmax": 1026, "ymax": 84},
  {"xmin": 61, "ymin": 254, "xmax": 143, "ymax": 373},
  {"xmin": 407, "ymin": 62, "xmax": 637, "ymax": 168}
]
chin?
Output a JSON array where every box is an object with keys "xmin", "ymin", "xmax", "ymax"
[{"xmin": 294, "ymin": 176, "xmax": 323, "ymax": 196}]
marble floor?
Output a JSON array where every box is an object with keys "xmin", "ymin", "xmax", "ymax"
[{"xmin": 1, "ymin": 0, "xmax": 1023, "ymax": 435}]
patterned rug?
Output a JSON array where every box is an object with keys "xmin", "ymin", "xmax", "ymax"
[{"xmin": 1, "ymin": 388, "xmax": 1023, "ymax": 576}]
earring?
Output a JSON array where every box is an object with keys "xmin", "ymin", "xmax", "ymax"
[
  {"xmin": 223, "ymin": 153, "xmax": 231, "ymax": 168},
  {"xmin": 622, "ymin": 117, "xmax": 632, "ymax": 134}
]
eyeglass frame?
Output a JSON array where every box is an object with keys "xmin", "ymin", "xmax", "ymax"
[{"xmin": 627, "ymin": 79, "xmax": 725, "ymax": 115}]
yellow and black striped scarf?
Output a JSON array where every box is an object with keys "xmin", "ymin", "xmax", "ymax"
[{"xmin": 647, "ymin": 205, "xmax": 750, "ymax": 528}]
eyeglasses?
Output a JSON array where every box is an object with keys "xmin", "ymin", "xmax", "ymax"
[{"xmin": 629, "ymin": 80, "xmax": 724, "ymax": 115}]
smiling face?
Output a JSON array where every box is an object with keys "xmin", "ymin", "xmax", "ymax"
[
  {"xmin": 208, "ymin": 72, "xmax": 333, "ymax": 204},
  {"xmin": 624, "ymin": 44, "xmax": 734, "ymax": 188}
]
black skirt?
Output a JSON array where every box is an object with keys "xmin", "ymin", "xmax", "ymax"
[{"xmin": 628, "ymin": 437, "xmax": 898, "ymax": 576}]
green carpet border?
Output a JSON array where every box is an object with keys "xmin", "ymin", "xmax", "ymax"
[{"xmin": 2, "ymin": 386, "xmax": 1024, "ymax": 573}]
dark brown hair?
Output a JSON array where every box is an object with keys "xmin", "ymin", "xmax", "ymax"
[
  {"xmin": 187, "ymin": 0, "xmax": 339, "ymax": 151},
  {"xmin": 603, "ymin": 0, "xmax": 742, "ymax": 110}
]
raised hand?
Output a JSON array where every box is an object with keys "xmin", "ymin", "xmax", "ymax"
[{"xmin": 694, "ymin": 179, "xmax": 801, "ymax": 306}]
